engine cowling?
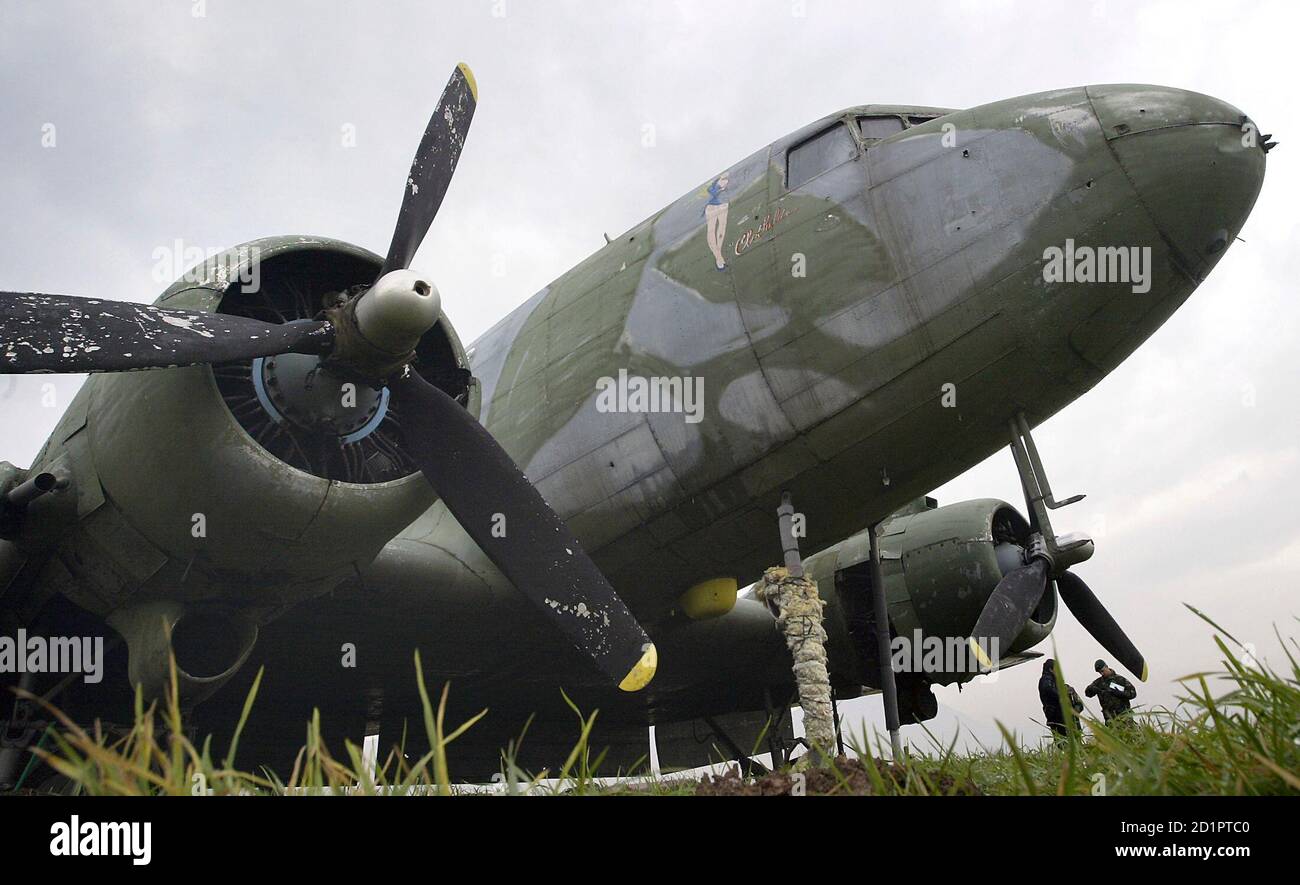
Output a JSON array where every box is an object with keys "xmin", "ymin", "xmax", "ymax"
[
  {"xmin": 19, "ymin": 237, "xmax": 474, "ymax": 698},
  {"xmin": 806, "ymin": 497, "xmax": 1056, "ymax": 706},
  {"xmin": 88, "ymin": 236, "xmax": 472, "ymax": 587}
]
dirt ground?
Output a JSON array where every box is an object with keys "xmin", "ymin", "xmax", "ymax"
[{"xmin": 692, "ymin": 756, "xmax": 982, "ymax": 796}]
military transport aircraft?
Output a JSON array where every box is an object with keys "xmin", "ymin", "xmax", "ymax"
[{"xmin": 0, "ymin": 65, "xmax": 1268, "ymax": 778}]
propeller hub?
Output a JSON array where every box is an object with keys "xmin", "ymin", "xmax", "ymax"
[
  {"xmin": 1052, "ymin": 531, "xmax": 1096, "ymax": 571},
  {"xmin": 252, "ymin": 352, "xmax": 388, "ymax": 442},
  {"xmin": 353, "ymin": 269, "xmax": 442, "ymax": 355},
  {"xmin": 993, "ymin": 541, "xmax": 1026, "ymax": 576}
]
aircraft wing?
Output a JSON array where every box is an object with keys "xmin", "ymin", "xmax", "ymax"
[{"xmin": 191, "ymin": 509, "xmax": 1042, "ymax": 780}]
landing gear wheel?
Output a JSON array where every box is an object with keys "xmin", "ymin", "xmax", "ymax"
[{"xmin": 896, "ymin": 676, "xmax": 938, "ymax": 725}]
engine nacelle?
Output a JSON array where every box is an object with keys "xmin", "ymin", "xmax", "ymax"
[
  {"xmin": 806, "ymin": 497, "xmax": 1056, "ymax": 713},
  {"xmin": 20, "ymin": 236, "xmax": 476, "ymax": 648}
]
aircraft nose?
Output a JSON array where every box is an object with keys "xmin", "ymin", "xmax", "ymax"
[{"xmin": 1087, "ymin": 85, "xmax": 1267, "ymax": 280}]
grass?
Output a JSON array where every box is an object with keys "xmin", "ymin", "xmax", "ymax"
[
  {"xmin": 9, "ymin": 608, "xmax": 1299, "ymax": 796},
  {"xmin": 867, "ymin": 607, "xmax": 1300, "ymax": 796}
]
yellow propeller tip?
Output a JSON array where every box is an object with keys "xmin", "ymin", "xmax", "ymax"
[
  {"xmin": 968, "ymin": 637, "xmax": 994, "ymax": 671},
  {"xmin": 1139, "ymin": 662, "xmax": 1149, "ymax": 683},
  {"xmin": 618, "ymin": 644, "xmax": 658, "ymax": 692},
  {"xmin": 456, "ymin": 63, "xmax": 478, "ymax": 102}
]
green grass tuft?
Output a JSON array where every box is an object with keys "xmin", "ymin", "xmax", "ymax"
[{"xmin": 9, "ymin": 613, "xmax": 1298, "ymax": 796}]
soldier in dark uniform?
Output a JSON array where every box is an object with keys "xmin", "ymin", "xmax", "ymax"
[
  {"xmin": 1038, "ymin": 659, "xmax": 1084, "ymax": 739},
  {"xmin": 1085, "ymin": 659, "xmax": 1137, "ymax": 725}
]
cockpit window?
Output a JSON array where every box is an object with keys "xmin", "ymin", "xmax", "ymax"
[
  {"xmin": 907, "ymin": 115, "xmax": 937, "ymax": 126},
  {"xmin": 787, "ymin": 123, "xmax": 858, "ymax": 189},
  {"xmin": 857, "ymin": 115, "xmax": 905, "ymax": 141}
]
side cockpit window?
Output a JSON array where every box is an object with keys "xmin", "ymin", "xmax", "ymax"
[
  {"xmin": 787, "ymin": 123, "xmax": 858, "ymax": 189},
  {"xmin": 857, "ymin": 115, "xmax": 906, "ymax": 143}
]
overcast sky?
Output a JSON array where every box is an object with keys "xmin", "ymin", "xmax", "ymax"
[{"xmin": 1, "ymin": 0, "xmax": 1296, "ymax": 753}]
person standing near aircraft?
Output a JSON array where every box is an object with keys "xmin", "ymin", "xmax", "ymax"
[
  {"xmin": 1038, "ymin": 659, "xmax": 1084, "ymax": 739},
  {"xmin": 1086, "ymin": 659, "xmax": 1137, "ymax": 725}
]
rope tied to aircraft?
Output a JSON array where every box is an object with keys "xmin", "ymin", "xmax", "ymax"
[{"xmin": 755, "ymin": 566, "xmax": 836, "ymax": 764}]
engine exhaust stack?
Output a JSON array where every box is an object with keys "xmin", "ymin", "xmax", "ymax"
[{"xmin": 107, "ymin": 602, "xmax": 259, "ymax": 706}]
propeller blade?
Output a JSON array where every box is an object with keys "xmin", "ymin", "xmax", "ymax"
[
  {"xmin": 387, "ymin": 369, "xmax": 657, "ymax": 691},
  {"xmin": 1056, "ymin": 569, "xmax": 1148, "ymax": 681},
  {"xmin": 0, "ymin": 292, "xmax": 333, "ymax": 374},
  {"xmin": 967, "ymin": 558, "xmax": 1049, "ymax": 669},
  {"xmin": 378, "ymin": 64, "xmax": 478, "ymax": 279}
]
